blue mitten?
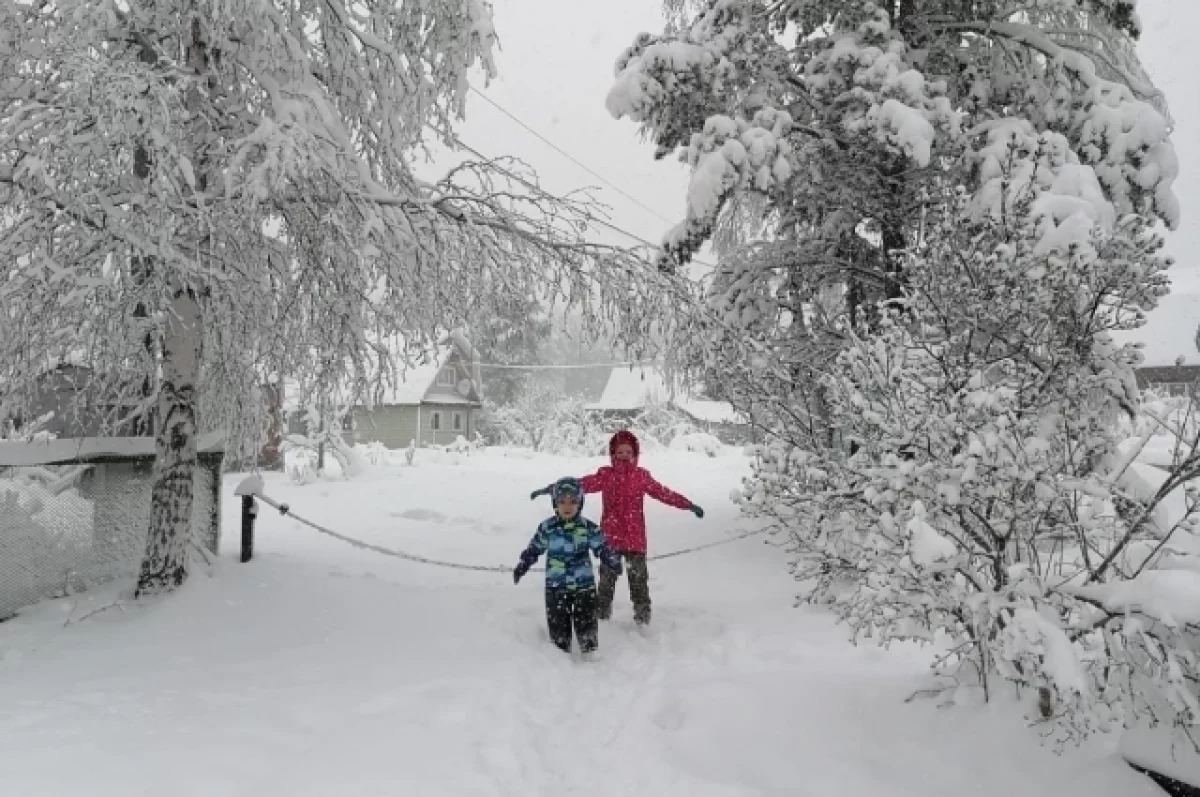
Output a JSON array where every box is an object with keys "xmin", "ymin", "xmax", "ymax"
[{"xmin": 690, "ymin": 504, "xmax": 705, "ymax": 519}]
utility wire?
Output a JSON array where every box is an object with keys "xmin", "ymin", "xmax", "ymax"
[
  {"xmin": 433, "ymin": 122, "xmax": 718, "ymax": 270},
  {"xmin": 468, "ymin": 83, "xmax": 677, "ymax": 227},
  {"xmin": 474, "ymin": 359, "xmax": 658, "ymax": 370}
]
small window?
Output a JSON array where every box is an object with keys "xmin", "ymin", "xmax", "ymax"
[
  {"xmin": 437, "ymin": 367, "xmax": 455, "ymax": 387},
  {"xmin": 430, "ymin": 411, "xmax": 442, "ymax": 431},
  {"xmin": 453, "ymin": 412, "xmax": 463, "ymax": 431}
]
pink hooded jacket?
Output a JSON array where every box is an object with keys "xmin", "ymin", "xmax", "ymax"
[{"xmin": 578, "ymin": 430, "xmax": 692, "ymax": 553}]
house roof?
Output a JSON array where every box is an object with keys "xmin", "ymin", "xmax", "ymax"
[
  {"xmin": 377, "ymin": 347, "xmax": 452, "ymax": 406},
  {"xmin": 675, "ymin": 398, "xmax": 745, "ymax": 424},
  {"xmin": 585, "ymin": 365, "xmax": 745, "ymax": 424},
  {"xmin": 277, "ymin": 330, "xmax": 481, "ymax": 411},
  {"xmin": 373, "ymin": 330, "xmax": 482, "ymax": 407},
  {"xmin": 0, "ymin": 431, "xmax": 225, "ymax": 467},
  {"xmin": 586, "ymin": 365, "xmax": 671, "ymax": 411}
]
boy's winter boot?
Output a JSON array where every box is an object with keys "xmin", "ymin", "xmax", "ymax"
[{"xmin": 597, "ymin": 561, "xmax": 620, "ymax": 620}]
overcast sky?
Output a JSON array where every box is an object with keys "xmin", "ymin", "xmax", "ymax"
[{"xmin": 429, "ymin": 0, "xmax": 1199, "ymax": 361}]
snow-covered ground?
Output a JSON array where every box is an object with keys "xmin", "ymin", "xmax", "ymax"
[{"xmin": 0, "ymin": 448, "xmax": 1162, "ymax": 796}]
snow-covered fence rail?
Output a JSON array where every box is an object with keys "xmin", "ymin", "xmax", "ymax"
[{"xmin": 0, "ymin": 434, "xmax": 225, "ymax": 620}]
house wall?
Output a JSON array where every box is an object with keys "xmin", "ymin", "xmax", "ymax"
[
  {"xmin": 420, "ymin": 403, "xmax": 477, "ymax": 446},
  {"xmin": 352, "ymin": 405, "xmax": 421, "ymax": 449},
  {"xmin": 21, "ymin": 365, "xmax": 107, "ymax": 437},
  {"xmin": 424, "ymin": 348, "xmax": 481, "ymax": 404}
]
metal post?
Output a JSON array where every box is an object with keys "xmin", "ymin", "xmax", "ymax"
[{"xmin": 241, "ymin": 495, "xmax": 257, "ymax": 563}]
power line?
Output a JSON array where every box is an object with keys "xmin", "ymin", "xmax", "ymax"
[
  {"xmin": 474, "ymin": 359, "xmax": 657, "ymax": 370},
  {"xmin": 432, "ymin": 122, "xmax": 718, "ymax": 269},
  {"xmin": 467, "ymin": 83, "xmax": 677, "ymax": 227}
]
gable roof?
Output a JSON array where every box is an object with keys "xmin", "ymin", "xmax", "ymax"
[
  {"xmin": 372, "ymin": 330, "xmax": 482, "ymax": 407},
  {"xmin": 585, "ymin": 365, "xmax": 745, "ymax": 424},
  {"xmin": 376, "ymin": 346, "xmax": 453, "ymax": 406},
  {"xmin": 586, "ymin": 365, "xmax": 671, "ymax": 411}
]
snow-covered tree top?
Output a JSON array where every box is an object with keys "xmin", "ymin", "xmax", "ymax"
[{"xmin": 605, "ymin": 0, "xmax": 1178, "ymax": 270}]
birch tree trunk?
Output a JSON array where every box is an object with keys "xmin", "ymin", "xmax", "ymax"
[
  {"xmin": 136, "ymin": 289, "xmax": 202, "ymax": 595},
  {"xmin": 136, "ymin": 17, "xmax": 208, "ymax": 596}
]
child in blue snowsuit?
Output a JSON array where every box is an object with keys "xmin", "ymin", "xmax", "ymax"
[{"xmin": 513, "ymin": 477, "xmax": 623, "ymax": 655}]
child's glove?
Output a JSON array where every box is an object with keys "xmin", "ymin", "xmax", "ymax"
[
  {"xmin": 689, "ymin": 503, "xmax": 705, "ymax": 519},
  {"xmin": 513, "ymin": 562, "xmax": 530, "ymax": 584},
  {"xmin": 601, "ymin": 552, "xmax": 624, "ymax": 577},
  {"xmin": 529, "ymin": 486, "xmax": 550, "ymax": 501}
]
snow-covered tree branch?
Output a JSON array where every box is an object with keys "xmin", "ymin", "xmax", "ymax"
[{"xmin": 0, "ymin": 0, "xmax": 678, "ymax": 597}]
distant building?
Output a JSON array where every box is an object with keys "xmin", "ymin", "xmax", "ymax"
[
  {"xmin": 585, "ymin": 365, "xmax": 751, "ymax": 443},
  {"xmin": 4, "ymin": 362, "xmax": 145, "ymax": 438},
  {"xmin": 1134, "ymin": 365, "xmax": 1200, "ymax": 397},
  {"xmin": 1115, "ymin": 282, "xmax": 1200, "ymax": 397},
  {"xmin": 349, "ymin": 332, "xmax": 484, "ymax": 449}
]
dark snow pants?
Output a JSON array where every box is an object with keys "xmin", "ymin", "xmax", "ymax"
[
  {"xmin": 546, "ymin": 586, "xmax": 599, "ymax": 653},
  {"xmin": 597, "ymin": 553, "xmax": 651, "ymax": 625}
]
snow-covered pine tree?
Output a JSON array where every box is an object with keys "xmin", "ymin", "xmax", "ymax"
[
  {"xmin": 0, "ymin": 1, "xmax": 666, "ymax": 597},
  {"xmin": 606, "ymin": 0, "xmax": 1178, "ymax": 443}
]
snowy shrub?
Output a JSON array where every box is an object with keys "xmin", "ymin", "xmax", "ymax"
[
  {"xmin": 670, "ymin": 432, "xmax": 723, "ymax": 458},
  {"xmin": 740, "ymin": 185, "xmax": 1200, "ymax": 746},
  {"xmin": 357, "ymin": 441, "xmax": 390, "ymax": 467},
  {"xmin": 284, "ymin": 397, "xmax": 364, "ymax": 481},
  {"xmin": 285, "ymin": 448, "xmax": 319, "ymax": 485},
  {"xmin": 630, "ymin": 403, "xmax": 697, "ymax": 447},
  {"xmin": 482, "ymin": 388, "xmax": 610, "ymax": 456}
]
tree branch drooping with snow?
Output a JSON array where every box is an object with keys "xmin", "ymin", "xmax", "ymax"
[
  {"xmin": 603, "ymin": 0, "xmax": 1200, "ymax": 749},
  {"xmin": 0, "ymin": 1, "xmax": 671, "ymax": 597}
]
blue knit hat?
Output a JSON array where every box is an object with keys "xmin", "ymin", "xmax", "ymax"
[{"xmin": 550, "ymin": 477, "xmax": 584, "ymax": 511}]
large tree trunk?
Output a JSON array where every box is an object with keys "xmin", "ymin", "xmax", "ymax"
[
  {"xmin": 136, "ymin": 290, "xmax": 202, "ymax": 595},
  {"xmin": 136, "ymin": 17, "xmax": 209, "ymax": 597}
]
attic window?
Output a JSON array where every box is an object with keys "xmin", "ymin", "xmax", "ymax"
[{"xmin": 436, "ymin": 367, "xmax": 455, "ymax": 387}]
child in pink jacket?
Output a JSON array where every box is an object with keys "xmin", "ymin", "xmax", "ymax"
[{"xmin": 530, "ymin": 429, "xmax": 703, "ymax": 625}]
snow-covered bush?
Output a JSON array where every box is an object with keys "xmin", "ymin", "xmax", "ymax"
[
  {"xmin": 670, "ymin": 432, "xmax": 723, "ymax": 458},
  {"xmin": 630, "ymin": 403, "xmax": 697, "ymax": 447},
  {"xmin": 740, "ymin": 175, "xmax": 1200, "ymax": 746},
  {"xmin": 357, "ymin": 441, "xmax": 390, "ymax": 467},
  {"xmin": 481, "ymin": 386, "xmax": 610, "ymax": 456},
  {"xmin": 284, "ymin": 397, "xmax": 364, "ymax": 481},
  {"xmin": 285, "ymin": 448, "xmax": 319, "ymax": 485}
]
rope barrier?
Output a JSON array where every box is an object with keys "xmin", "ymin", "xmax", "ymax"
[{"xmin": 250, "ymin": 493, "xmax": 769, "ymax": 574}]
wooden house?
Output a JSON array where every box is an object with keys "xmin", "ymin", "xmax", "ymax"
[
  {"xmin": 585, "ymin": 365, "xmax": 751, "ymax": 444},
  {"xmin": 350, "ymin": 332, "xmax": 483, "ymax": 449}
]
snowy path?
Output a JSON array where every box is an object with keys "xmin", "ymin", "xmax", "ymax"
[{"xmin": 0, "ymin": 449, "xmax": 1161, "ymax": 796}]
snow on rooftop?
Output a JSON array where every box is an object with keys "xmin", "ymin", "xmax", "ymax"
[
  {"xmin": 586, "ymin": 366, "xmax": 745, "ymax": 423},
  {"xmin": 0, "ymin": 431, "xmax": 225, "ymax": 467},
  {"xmin": 675, "ymin": 398, "xmax": 745, "ymax": 424},
  {"xmin": 586, "ymin": 365, "xmax": 672, "ymax": 411},
  {"xmin": 1112, "ymin": 269, "xmax": 1200, "ymax": 367},
  {"xmin": 377, "ymin": 352, "xmax": 447, "ymax": 406}
]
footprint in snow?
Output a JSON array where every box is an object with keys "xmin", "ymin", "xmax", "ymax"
[{"xmin": 652, "ymin": 690, "xmax": 686, "ymax": 732}]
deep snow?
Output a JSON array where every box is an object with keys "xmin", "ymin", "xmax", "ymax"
[{"xmin": 0, "ymin": 447, "xmax": 1163, "ymax": 796}]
